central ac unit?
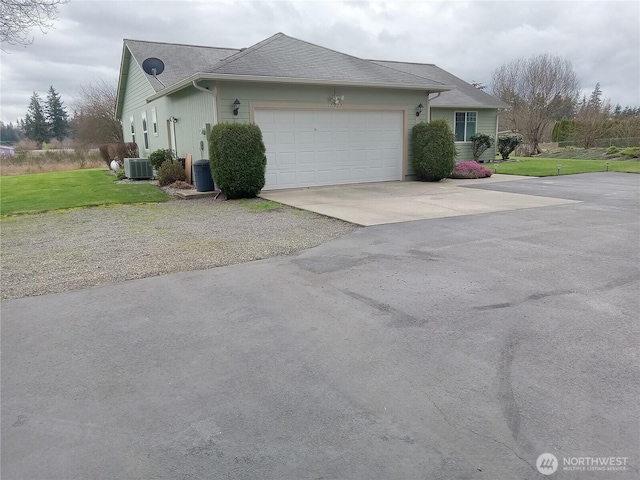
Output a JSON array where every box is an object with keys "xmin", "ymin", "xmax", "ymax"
[{"xmin": 124, "ymin": 158, "xmax": 154, "ymax": 179}]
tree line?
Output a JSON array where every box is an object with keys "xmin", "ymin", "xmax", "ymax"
[
  {"xmin": 490, "ymin": 53, "xmax": 639, "ymax": 155},
  {"xmin": 2, "ymin": 80, "xmax": 123, "ymax": 149},
  {"xmin": 19, "ymin": 86, "xmax": 69, "ymax": 147}
]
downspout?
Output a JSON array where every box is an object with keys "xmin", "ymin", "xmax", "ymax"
[
  {"xmin": 425, "ymin": 92, "xmax": 441, "ymax": 123},
  {"xmin": 192, "ymin": 80, "xmax": 218, "ymax": 125}
]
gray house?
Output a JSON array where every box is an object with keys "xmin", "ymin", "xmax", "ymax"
[{"xmin": 115, "ymin": 33, "xmax": 507, "ymax": 190}]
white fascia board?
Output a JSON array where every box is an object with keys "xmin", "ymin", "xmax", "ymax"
[{"xmin": 146, "ymin": 72, "xmax": 455, "ymax": 102}]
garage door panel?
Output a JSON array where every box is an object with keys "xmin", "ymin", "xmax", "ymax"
[
  {"xmin": 314, "ymin": 131, "xmax": 332, "ymax": 144},
  {"xmin": 297, "ymin": 151, "xmax": 315, "ymax": 164},
  {"xmin": 276, "ymin": 131, "xmax": 295, "ymax": 144},
  {"xmin": 255, "ymin": 109, "xmax": 402, "ymax": 190},
  {"xmin": 294, "ymin": 111, "xmax": 315, "ymax": 126},
  {"xmin": 295, "ymin": 131, "xmax": 314, "ymax": 144},
  {"xmin": 261, "ymin": 131, "xmax": 276, "ymax": 145},
  {"xmin": 334, "ymin": 169, "xmax": 351, "ymax": 181},
  {"xmin": 316, "ymin": 169, "xmax": 334, "ymax": 182},
  {"xmin": 334, "ymin": 131, "xmax": 350, "ymax": 144},
  {"xmin": 276, "ymin": 152, "xmax": 296, "ymax": 166},
  {"xmin": 274, "ymin": 110, "xmax": 295, "ymax": 125}
]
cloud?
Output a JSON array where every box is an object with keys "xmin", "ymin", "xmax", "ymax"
[{"xmin": 1, "ymin": 0, "xmax": 638, "ymax": 124}]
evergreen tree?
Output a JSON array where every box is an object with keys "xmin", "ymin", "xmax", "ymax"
[
  {"xmin": 45, "ymin": 85, "xmax": 69, "ymax": 142},
  {"xmin": 613, "ymin": 104, "xmax": 622, "ymax": 118},
  {"xmin": 0, "ymin": 122, "xmax": 20, "ymax": 144},
  {"xmin": 24, "ymin": 92, "xmax": 50, "ymax": 147},
  {"xmin": 588, "ymin": 83, "xmax": 602, "ymax": 111}
]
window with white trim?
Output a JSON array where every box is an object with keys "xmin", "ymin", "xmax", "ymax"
[
  {"xmin": 141, "ymin": 111, "xmax": 149, "ymax": 151},
  {"xmin": 455, "ymin": 111, "xmax": 477, "ymax": 142},
  {"xmin": 130, "ymin": 116, "xmax": 136, "ymax": 145},
  {"xmin": 151, "ymin": 107, "xmax": 158, "ymax": 136}
]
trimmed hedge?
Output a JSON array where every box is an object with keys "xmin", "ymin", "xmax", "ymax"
[
  {"xmin": 497, "ymin": 133, "xmax": 523, "ymax": 160},
  {"xmin": 209, "ymin": 123, "xmax": 267, "ymax": 199},
  {"xmin": 411, "ymin": 120, "xmax": 457, "ymax": 181},
  {"xmin": 470, "ymin": 133, "xmax": 493, "ymax": 162},
  {"xmin": 99, "ymin": 142, "xmax": 138, "ymax": 167}
]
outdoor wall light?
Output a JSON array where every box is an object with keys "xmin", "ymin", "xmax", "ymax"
[
  {"xmin": 329, "ymin": 94, "xmax": 344, "ymax": 107},
  {"xmin": 233, "ymin": 99, "xmax": 241, "ymax": 116},
  {"xmin": 416, "ymin": 103, "xmax": 424, "ymax": 117}
]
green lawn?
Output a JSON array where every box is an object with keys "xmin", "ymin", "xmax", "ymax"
[
  {"xmin": 491, "ymin": 158, "xmax": 640, "ymax": 177},
  {"xmin": 0, "ymin": 169, "xmax": 168, "ymax": 215}
]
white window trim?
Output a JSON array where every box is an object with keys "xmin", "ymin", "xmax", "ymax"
[
  {"xmin": 141, "ymin": 111, "xmax": 149, "ymax": 151},
  {"xmin": 454, "ymin": 111, "xmax": 477, "ymax": 143},
  {"xmin": 130, "ymin": 115, "xmax": 136, "ymax": 144},
  {"xmin": 151, "ymin": 107, "xmax": 158, "ymax": 136}
]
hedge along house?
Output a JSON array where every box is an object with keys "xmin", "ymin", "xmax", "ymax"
[{"xmin": 115, "ymin": 33, "xmax": 508, "ymax": 190}]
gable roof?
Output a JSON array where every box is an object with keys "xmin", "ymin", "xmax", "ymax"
[
  {"xmin": 125, "ymin": 39, "xmax": 239, "ymax": 92},
  {"xmin": 203, "ymin": 33, "xmax": 449, "ymax": 89},
  {"xmin": 372, "ymin": 60, "xmax": 509, "ymax": 109},
  {"xmin": 116, "ymin": 33, "xmax": 456, "ymax": 115}
]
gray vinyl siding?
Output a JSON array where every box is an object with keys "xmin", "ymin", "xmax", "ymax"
[{"xmin": 430, "ymin": 108, "xmax": 498, "ymax": 163}]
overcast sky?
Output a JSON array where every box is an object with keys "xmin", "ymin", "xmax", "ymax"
[{"xmin": 1, "ymin": 0, "xmax": 638, "ymax": 124}]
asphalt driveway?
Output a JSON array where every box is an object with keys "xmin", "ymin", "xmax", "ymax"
[{"xmin": 2, "ymin": 173, "xmax": 638, "ymax": 479}]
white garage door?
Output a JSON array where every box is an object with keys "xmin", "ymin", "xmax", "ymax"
[{"xmin": 254, "ymin": 109, "xmax": 403, "ymax": 190}]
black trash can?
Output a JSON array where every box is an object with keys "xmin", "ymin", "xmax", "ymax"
[{"xmin": 193, "ymin": 159, "xmax": 214, "ymax": 192}]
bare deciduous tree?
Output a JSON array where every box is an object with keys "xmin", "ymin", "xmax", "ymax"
[
  {"xmin": 71, "ymin": 79, "xmax": 123, "ymax": 147},
  {"xmin": 491, "ymin": 54, "xmax": 580, "ymax": 155},
  {"xmin": 0, "ymin": 0, "xmax": 68, "ymax": 47},
  {"xmin": 574, "ymin": 83, "xmax": 612, "ymax": 149}
]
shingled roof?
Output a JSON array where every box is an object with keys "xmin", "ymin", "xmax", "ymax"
[
  {"xmin": 120, "ymin": 33, "xmax": 453, "ymax": 98},
  {"xmin": 124, "ymin": 39, "xmax": 240, "ymax": 92},
  {"xmin": 372, "ymin": 60, "xmax": 509, "ymax": 108},
  {"xmin": 203, "ymin": 33, "xmax": 449, "ymax": 88}
]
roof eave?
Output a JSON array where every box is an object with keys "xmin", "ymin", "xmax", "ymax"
[
  {"xmin": 146, "ymin": 73, "xmax": 455, "ymax": 102},
  {"xmin": 115, "ymin": 44, "xmax": 131, "ymax": 121},
  {"xmin": 432, "ymin": 103, "xmax": 509, "ymax": 109}
]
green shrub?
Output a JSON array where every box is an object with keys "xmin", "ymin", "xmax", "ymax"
[
  {"xmin": 606, "ymin": 146, "xmax": 619, "ymax": 155},
  {"xmin": 157, "ymin": 160, "xmax": 186, "ymax": 186},
  {"xmin": 497, "ymin": 133, "xmax": 523, "ymax": 160},
  {"xmin": 209, "ymin": 123, "xmax": 267, "ymax": 199},
  {"xmin": 115, "ymin": 168, "xmax": 127, "ymax": 180},
  {"xmin": 620, "ymin": 147, "xmax": 639, "ymax": 158},
  {"xmin": 470, "ymin": 133, "xmax": 493, "ymax": 162},
  {"xmin": 411, "ymin": 120, "xmax": 457, "ymax": 181},
  {"xmin": 149, "ymin": 148, "xmax": 174, "ymax": 169}
]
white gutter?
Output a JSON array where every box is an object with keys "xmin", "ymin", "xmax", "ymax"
[
  {"xmin": 148, "ymin": 72, "xmax": 455, "ymax": 102},
  {"xmin": 192, "ymin": 80, "xmax": 218, "ymax": 125},
  {"xmin": 425, "ymin": 92, "xmax": 441, "ymax": 122}
]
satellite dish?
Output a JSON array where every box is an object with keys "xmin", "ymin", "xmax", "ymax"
[{"xmin": 142, "ymin": 57, "xmax": 165, "ymax": 76}]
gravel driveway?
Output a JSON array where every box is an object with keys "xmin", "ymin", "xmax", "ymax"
[{"xmin": 0, "ymin": 198, "xmax": 357, "ymax": 300}]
